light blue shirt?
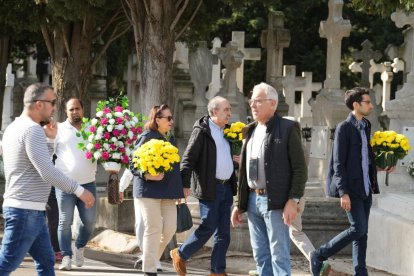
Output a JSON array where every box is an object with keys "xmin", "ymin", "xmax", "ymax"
[
  {"xmin": 356, "ymin": 119, "xmax": 371, "ymax": 196},
  {"xmin": 209, "ymin": 119, "xmax": 234, "ymax": 180}
]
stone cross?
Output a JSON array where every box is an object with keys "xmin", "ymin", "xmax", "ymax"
[
  {"xmin": 217, "ymin": 41, "xmax": 244, "ymax": 99},
  {"xmin": 391, "ymin": 57, "xmax": 405, "ymax": 73},
  {"xmin": 282, "ymin": 65, "xmax": 306, "ymax": 117},
  {"xmin": 232, "ymin": 31, "xmax": 261, "ymax": 93},
  {"xmin": 207, "ymin": 37, "xmax": 223, "ymax": 99},
  {"xmin": 351, "ymin": 39, "xmax": 382, "ymax": 87},
  {"xmin": 319, "ymin": 0, "xmax": 351, "ymax": 89},
  {"xmin": 174, "ymin": 42, "xmax": 190, "ymax": 72},
  {"xmin": 26, "ymin": 45, "xmax": 37, "ymax": 79},
  {"xmin": 2, "ymin": 64, "xmax": 15, "ymax": 131},
  {"xmin": 261, "ymin": 11, "xmax": 291, "ymax": 84},
  {"xmin": 391, "ymin": 10, "xmax": 414, "ymax": 98},
  {"xmin": 380, "ymin": 62, "xmax": 394, "ymax": 110},
  {"xmin": 300, "ymin": 72, "xmax": 322, "ymax": 120}
]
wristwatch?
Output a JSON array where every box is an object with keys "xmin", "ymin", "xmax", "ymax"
[{"xmin": 292, "ymin": 198, "xmax": 300, "ymax": 204}]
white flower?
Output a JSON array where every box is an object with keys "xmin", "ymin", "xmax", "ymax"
[
  {"xmin": 91, "ymin": 118, "xmax": 98, "ymax": 126},
  {"xmin": 107, "ymin": 125, "xmax": 114, "ymax": 132},
  {"xmin": 128, "ymin": 131, "xmax": 134, "ymax": 139},
  {"xmin": 96, "ymin": 111, "xmax": 104, "ymax": 118},
  {"xmin": 125, "ymin": 148, "xmax": 131, "ymax": 156},
  {"xmin": 115, "ymin": 124, "xmax": 125, "ymax": 130},
  {"xmin": 95, "ymin": 133, "xmax": 102, "ymax": 140},
  {"xmin": 94, "ymin": 151, "xmax": 102, "ymax": 160},
  {"xmin": 97, "ymin": 126, "xmax": 104, "ymax": 134},
  {"xmin": 103, "ymin": 143, "xmax": 109, "ymax": 150},
  {"xmin": 106, "ymin": 113, "xmax": 113, "ymax": 119},
  {"xmin": 88, "ymin": 134, "xmax": 95, "ymax": 142},
  {"xmin": 109, "ymin": 119, "xmax": 115, "ymax": 125},
  {"xmin": 111, "ymin": 137, "xmax": 118, "ymax": 143},
  {"xmin": 125, "ymin": 121, "xmax": 131, "ymax": 128},
  {"xmin": 112, "ymin": 153, "xmax": 121, "ymax": 159},
  {"xmin": 132, "ymin": 117, "xmax": 139, "ymax": 123},
  {"xmin": 123, "ymin": 109, "xmax": 131, "ymax": 115},
  {"xmin": 130, "ymin": 120, "xmax": 136, "ymax": 127},
  {"xmin": 115, "ymin": 112, "xmax": 123, "ymax": 117},
  {"xmin": 117, "ymin": 141, "xmax": 124, "ymax": 148},
  {"xmin": 86, "ymin": 143, "xmax": 94, "ymax": 151}
]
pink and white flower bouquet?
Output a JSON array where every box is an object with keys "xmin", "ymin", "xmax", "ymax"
[{"xmin": 77, "ymin": 96, "xmax": 143, "ymax": 169}]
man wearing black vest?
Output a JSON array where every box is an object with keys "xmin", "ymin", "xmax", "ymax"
[{"xmin": 231, "ymin": 82, "xmax": 307, "ymax": 276}]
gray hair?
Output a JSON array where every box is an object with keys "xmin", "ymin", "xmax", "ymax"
[
  {"xmin": 23, "ymin": 83, "xmax": 54, "ymax": 107},
  {"xmin": 252, "ymin": 82, "xmax": 278, "ymax": 102},
  {"xmin": 207, "ymin": 96, "xmax": 227, "ymax": 116}
]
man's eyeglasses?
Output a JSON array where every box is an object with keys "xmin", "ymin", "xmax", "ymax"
[
  {"xmin": 34, "ymin": 99, "xmax": 57, "ymax": 106},
  {"xmin": 248, "ymin": 98, "xmax": 273, "ymax": 105},
  {"xmin": 159, "ymin": 115, "xmax": 174, "ymax": 122}
]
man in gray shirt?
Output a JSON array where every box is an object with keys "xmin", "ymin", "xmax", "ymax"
[{"xmin": 0, "ymin": 83, "xmax": 95, "ymax": 275}]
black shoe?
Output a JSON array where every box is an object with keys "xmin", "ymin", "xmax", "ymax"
[
  {"xmin": 133, "ymin": 257, "xmax": 142, "ymax": 270},
  {"xmin": 144, "ymin": 273, "xmax": 157, "ymax": 276},
  {"xmin": 310, "ymin": 251, "xmax": 323, "ymax": 276}
]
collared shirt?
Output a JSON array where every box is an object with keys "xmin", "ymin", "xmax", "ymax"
[
  {"xmin": 208, "ymin": 119, "xmax": 233, "ymax": 180},
  {"xmin": 356, "ymin": 118, "xmax": 370, "ymax": 196},
  {"xmin": 54, "ymin": 120, "xmax": 97, "ymax": 185}
]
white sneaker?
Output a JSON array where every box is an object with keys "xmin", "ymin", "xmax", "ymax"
[
  {"xmin": 156, "ymin": 261, "xmax": 163, "ymax": 272},
  {"xmin": 59, "ymin": 256, "xmax": 72, "ymax": 271},
  {"xmin": 73, "ymin": 247, "xmax": 85, "ymax": 267}
]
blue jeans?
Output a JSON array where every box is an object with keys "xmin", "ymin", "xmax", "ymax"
[
  {"xmin": 179, "ymin": 182, "xmax": 233, "ymax": 273},
  {"xmin": 0, "ymin": 207, "xmax": 55, "ymax": 276},
  {"xmin": 247, "ymin": 192, "xmax": 290, "ymax": 276},
  {"xmin": 56, "ymin": 182, "xmax": 97, "ymax": 257},
  {"xmin": 315, "ymin": 194, "xmax": 372, "ymax": 276}
]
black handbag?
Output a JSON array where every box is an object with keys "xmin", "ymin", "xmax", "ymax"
[{"xmin": 176, "ymin": 199, "xmax": 193, "ymax": 233}]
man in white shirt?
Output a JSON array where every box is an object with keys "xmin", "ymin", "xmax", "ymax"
[{"xmin": 54, "ymin": 98, "xmax": 98, "ymax": 271}]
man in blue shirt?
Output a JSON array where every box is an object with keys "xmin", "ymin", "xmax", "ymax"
[{"xmin": 310, "ymin": 87, "xmax": 395, "ymax": 276}]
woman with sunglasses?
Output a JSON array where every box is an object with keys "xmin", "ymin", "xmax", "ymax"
[{"xmin": 129, "ymin": 105, "xmax": 186, "ymax": 276}]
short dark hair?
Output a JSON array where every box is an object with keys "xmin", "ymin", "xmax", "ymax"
[
  {"xmin": 23, "ymin": 83, "xmax": 54, "ymax": 107},
  {"xmin": 65, "ymin": 98, "xmax": 83, "ymax": 109},
  {"xmin": 144, "ymin": 104, "xmax": 170, "ymax": 131},
  {"xmin": 344, "ymin": 87, "xmax": 370, "ymax": 110}
]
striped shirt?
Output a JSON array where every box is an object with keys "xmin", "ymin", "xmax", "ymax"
[{"xmin": 2, "ymin": 115, "xmax": 84, "ymax": 211}]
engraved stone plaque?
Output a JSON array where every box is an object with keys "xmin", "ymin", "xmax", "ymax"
[
  {"xmin": 309, "ymin": 126, "xmax": 329, "ymax": 159},
  {"xmin": 401, "ymin": 126, "xmax": 414, "ymax": 166}
]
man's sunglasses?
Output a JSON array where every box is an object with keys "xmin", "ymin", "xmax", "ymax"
[{"xmin": 34, "ymin": 99, "xmax": 57, "ymax": 106}]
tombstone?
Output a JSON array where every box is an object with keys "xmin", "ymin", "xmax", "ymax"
[
  {"xmin": 124, "ymin": 54, "xmax": 140, "ymax": 113},
  {"xmin": 365, "ymin": 10, "xmax": 414, "ymax": 276},
  {"xmin": 207, "ymin": 37, "xmax": 223, "ymax": 99},
  {"xmin": 281, "ymin": 65, "xmax": 306, "ymax": 118},
  {"xmin": 351, "ymin": 39, "xmax": 382, "ymax": 87},
  {"xmin": 231, "ymin": 31, "xmax": 261, "ymax": 93},
  {"xmin": 26, "ymin": 45, "xmax": 38, "ymax": 81},
  {"xmin": 217, "ymin": 41, "xmax": 245, "ymax": 122},
  {"xmin": 1, "ymin": 64, "xmax": 15, "ymax": 131},
  {"xmin": 261, "ymin": 11, "xmax": 291, "ymax": 116},
  {"xmin": 300, "ymin": 72, "xmax": 322, "ymax": 126},
  {"xmin": 308, "ymin": 0, "xmax": 351, "ymax": 183},
  {"xmin": 174, "ymin": 42, "xmax": 190, "ymax": 72},
  {"xmin": 189, "ymin": 41, "xmax": 212, "ymax": 120},
  {"xmin": 386, "ymin": 26, "xmax": 413, "ymax": 79}
]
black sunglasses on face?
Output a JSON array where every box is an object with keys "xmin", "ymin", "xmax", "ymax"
[
  {"xmin": 34, "ymin": 99, "xmax": 57, "ymax": 106},
  {"xmin": 158, "ymin": 115, "xmax": 174, "ymax": 122}
]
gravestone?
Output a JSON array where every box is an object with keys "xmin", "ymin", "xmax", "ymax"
[
  {"xmin": 351, "ymin": 39, "xmax": 382, "ymax": 88},
  {"xmin": 281, "ymin": 65, "xmax": 306, "ymax": 118},
  {"xmin": 2, "ymin": 64, "xmax": 15, "ymax": 131},
  {"xmin": 261, "ymin": 11, "xmax": 291, "ymax": 116},
  {"xmin": 207, "ymin": 37, "xmax": 223, "ymax": 99},
  {"xmin": 300, "ymin": 72, "xmax": 322, "ymax": 126}
]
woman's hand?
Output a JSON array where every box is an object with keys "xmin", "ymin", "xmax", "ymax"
[
  {"xmin": 144, "ymin": 172, "xmax": 165, "ymax": 181},
  {"xmin": 119, "ymin": 192, "xmax": 124, "ymax": 203}
]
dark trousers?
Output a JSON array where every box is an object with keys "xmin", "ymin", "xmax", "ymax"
[
  {"xmin": 46, "ymin": 187, "xmax": 60, "ymax": 253},
  {"xmin": 316, "ymin": 194, "xmax": 372, "ymax": 276}
]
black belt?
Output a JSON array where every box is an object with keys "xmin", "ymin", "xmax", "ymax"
[{"xmin": 215, "ymin": 178, "xmax": 230, "ymax": 185}]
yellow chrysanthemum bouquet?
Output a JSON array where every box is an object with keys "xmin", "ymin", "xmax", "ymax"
[
  {"xmin": 132, "ymin": 139, "xmax": 180, "ymax": 178},
  {"xmin": 224, "ymin": 122, "xmax": 246, "ymax": 155},
  {"xmin": 370, "ymin": 130, "xmax": 411, "ymax": 169}
]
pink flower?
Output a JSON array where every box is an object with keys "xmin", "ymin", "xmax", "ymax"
[
  {"xmin": 110, "ymin": 144, "xmax": 117, "ymax": 150},
  {"xmin": 136, "ymin": 127, "xmax": 143, "ymax": 134},
  {"xmin": 89, "ymin": 126, "xmax": 96, "ymax": 133},
  {"xmin": 85, "ymin": 152, "xmax": 92, "ymax": 159},
  {"xmin": 114, "ymin": 106, "xmax": 123, "ymax": 112},
  {"xmin": 103, "ymin": 132, "xmax": 111, "ymax": 139},
  {"xmin": 113, "ymin": 129, "xmax": 120, "ymax": 137},
  {"xmin": 121, "ymin": 155, "xmax": 129, "ymax": 164},
  {"xmin": 116, "ymin": 117, "xmax": 123, "ymax": 124},
  {"xmin": 119, "ymin": 147, "xmax": 125, "ymax": 153},
  {"xmin": 100, "ymin": 118, "xmax": 108, "ymax": 125},
  {"xmin": 124, "ymin": 115, "xmax": 130, "ymax": 120},
  {"xmin": 103, "ymin": 107, "xmax": 111, "ymax": 114},
  {"xmin": 132, "ymin": 135, "xmax": 137, "ymax": 141},
  {"xmin": 126, "ymin": 138, "xmax": 132, "ymax": 145},
  {"xmin": 121, "ymin": 128, "xmax": 128, "ymax": 135},
  {"xmin": 101, "ymin": 151, "xmax": 110, "ymax": 160},
  {"xmin": 94, "ymin": 143, "xmax": 101, "ymax": 150}
]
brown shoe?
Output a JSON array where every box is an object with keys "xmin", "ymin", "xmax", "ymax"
[
  {"xmin": 209, "ymin": 273, "xmax": 228, "ymax": 276},
  {"xmin": 170, "ymin": 248, "xmax": 186, "ymax": 276}
]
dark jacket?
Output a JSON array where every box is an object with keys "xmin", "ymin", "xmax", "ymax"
[
  {"xmin": 326, "ymin": 113, "xmax": 379, "ymax": 198},
  {"xmin": 237, "ymin": 114, "xmax": 307, "ymax": 212},
  {"xmin": 131, "ymin": 130, "xmax": 184, "ymax": 199},
  {"xmin": 180, "ymin": 116, "xmax": 237, "ymax": 201}
]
